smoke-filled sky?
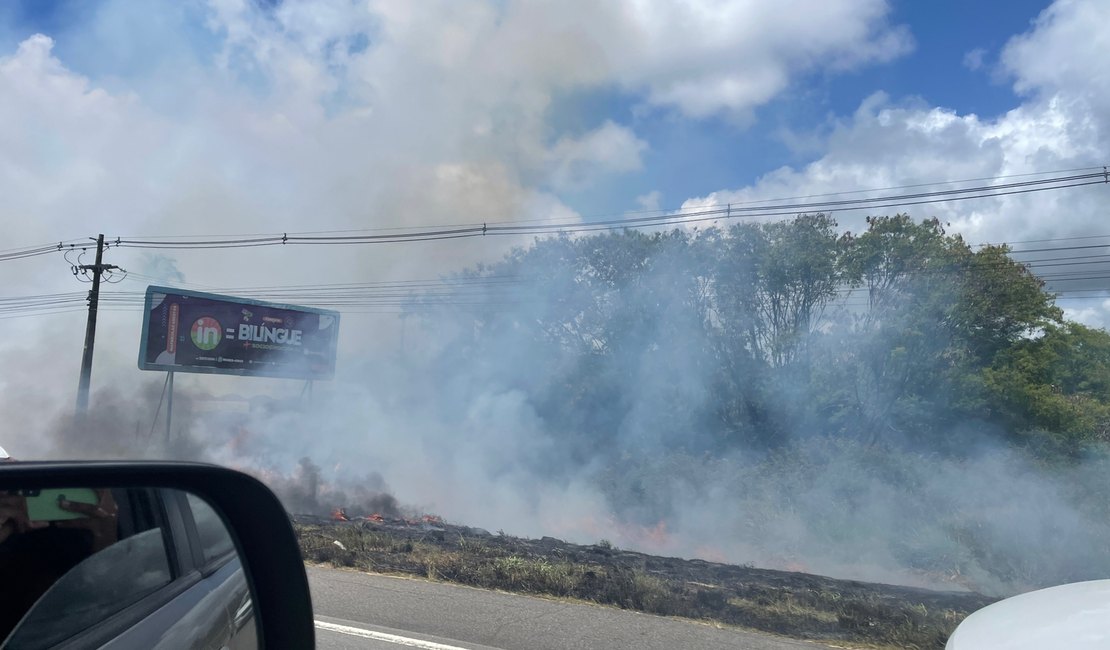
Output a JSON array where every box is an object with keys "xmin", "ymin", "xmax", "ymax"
[
  {"xmin": 2, "ymin": 0, "xmax": 1110, "ymax": 591},
  {"xmin": 1, "ymin": 0, "xmax": 1107, "ymax": 345}
]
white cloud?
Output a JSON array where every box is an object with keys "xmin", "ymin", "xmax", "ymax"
[
  {"xmin": 2, "ymin": 0, "xmax": 1103, "ymax": 558},
  {"xmin": 683, "ymin": 0, "xmax": 1108, "ymax": 244},
  {"xmin": 494, "ymin": 0, "xmax": 911, "ymax": 120},
  {"xmin": 963, "ymin": 47, "xmax": 987, "ymax": 71},
  {"xmin": 0, "ymin": 0, "xmax": 925, "ymax": 450},
  {"xmin": 1062, "ymin": 299, "xmax": 1110, "ymax": 329},
  {"xmin": 206, "ymin": 0, "xmax": 910, "ymax": 127},
  {"xmin": 636, "ymin": 190, "xmax": 663, "ymax": 212},
  {"xmin": 546, "ymin": 121, "xmax": 647, "ymax": 190},
  {"xmin": 1001, "ymin": 0, "xmax": 1110, "ymax": 110},
  {"xmin": 679, "ymin": 0, "xmax": 1110, "ymax": 320},
  {"xmin": 0, "ymin": 0, "xmax": 912, "ymax": 287}
]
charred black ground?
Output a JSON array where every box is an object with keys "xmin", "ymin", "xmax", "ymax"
[{"xmin": 294, "ymin": 514, "xmax": 995, "ymax": 650}]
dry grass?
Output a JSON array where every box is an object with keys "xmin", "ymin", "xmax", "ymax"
[{"xmin": 295, "ymin": 521, "xmax": 987, "ymax": 649}]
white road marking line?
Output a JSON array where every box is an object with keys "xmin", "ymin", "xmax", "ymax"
[{"xmin": 314, "ymin": 620, "xmax": 471, "ymax": 650}]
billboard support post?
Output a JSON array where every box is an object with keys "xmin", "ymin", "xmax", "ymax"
[{"xmin": 165, "ymin": 371, "xmax": 174, "ymax": 442}]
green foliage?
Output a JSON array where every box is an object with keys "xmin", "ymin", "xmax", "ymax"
[
  {"xmin": 825, "ymin": 215, "xmax": 1064, "ymax": 442},
  {"xmin": 718, "ymin": 214, "xmax": 846, "ymax": 366},
  {"xmin": 437, "ymin": 213, "xmax": 1104, "ymax": 455},
  {"xmin": 985, "ymin": 322, "xmax": 1110, "ymax": 451},
  {"xmin": 383, "ymin": 218, "xmax": 1110, "ymax": 619}
]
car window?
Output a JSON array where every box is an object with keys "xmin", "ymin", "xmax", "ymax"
[
  {"xmin": 186, "ymin": 493, "xmax": 235, "ymax": 564},
  {"xmin": 2, "ymin": 489, "xmax": 173, "ymax": 649}
]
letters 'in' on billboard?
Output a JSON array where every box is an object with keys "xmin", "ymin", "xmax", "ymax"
[{"xmin": 139, "ymin": 286, "xmax": 339, "ymax": 380}]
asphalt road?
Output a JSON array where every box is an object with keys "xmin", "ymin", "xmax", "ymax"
[{"xmin": 308, "ymin": 566, "xmax": 834, "ymax": 650}]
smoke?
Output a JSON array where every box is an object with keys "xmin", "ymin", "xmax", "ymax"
[
  {"xmin": 266, "ymin": 457, "xmax": 400, "ymax": 519},
  {"xmin": 15, "ymin": 224, "xmax": 1110, "ymax": 600},
  {"xmin": 252, "ymin": 225, "xmax": 1105, "ymax": 598},
  {"xmin": 4, "ymin": 0, "xmax": 1110, "ymax": 601},
  {"xmin": 27, "ymin": 380, "xmax": 403, "ymax": 521},
  {"xmin": 597, "ymin": 439, "xmax": 1110, "ymax": 594}
]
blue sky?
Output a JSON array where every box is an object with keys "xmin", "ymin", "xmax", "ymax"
[
  {"xmin": 854, "ymin": 0, "xmax": 1048, "ymax": 117},
  {"xmin": 555, "ymin": 0, "xmax": 1055, "ymax": 215},
  {"xmin": 6, "ymin": 2, "xmax": 1110, "ymax": 587},
  {"xmin": 2, "ymin": 0, "xmax": 1106, "ymax": 294},
  {"xmin": 0, "ymin": 0, "xmax": 1056, "ymax": 221},
  {"xmin": 2, "ymin": 0, "xmax": 1110, "ymax": 465}
]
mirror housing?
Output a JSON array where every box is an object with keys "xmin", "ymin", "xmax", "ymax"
[{"xmin": 0, "ymin": 461, "xmax": 314, "ymax": 649}]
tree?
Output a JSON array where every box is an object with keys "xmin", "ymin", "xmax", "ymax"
[
  {"xmin": 425, "ymin": 213, "xmax": 1079, "ymax": 456},
  {"xmin": 985, "ymin": 322, "xmax": 1110, "ymax": 450},
  {"xmin": 713, "ymin": 214, "xmax": 845, "ymax": 368},
  {"xmin": 953, "ymin": 244, "xmax": 1062, "ymax": 362},
  {"xmin": 842, "ymin": 215, "xmax": 952, "ymax": 324},
  {"xmin": 833, "ymin": 216, "xmax": 1062, "ymax": 443}
]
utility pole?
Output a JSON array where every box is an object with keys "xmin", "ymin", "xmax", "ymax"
[{"xmin": 75, "ymin": 234, "xmax": 119, "ymax": 417}]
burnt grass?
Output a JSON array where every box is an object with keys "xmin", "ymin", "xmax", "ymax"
[{"xmin": 293, "ymin": 515, "xmax": 996, "ymax": 649}]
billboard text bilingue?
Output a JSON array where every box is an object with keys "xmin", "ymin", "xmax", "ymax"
[{"xmin": 139, "ymin": 286, "xmax": 340, "ymax": 380}]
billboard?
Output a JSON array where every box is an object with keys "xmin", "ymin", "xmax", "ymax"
[{"xmin": 139, "ymin": 286, "xmax": 340, "ymax": 380}]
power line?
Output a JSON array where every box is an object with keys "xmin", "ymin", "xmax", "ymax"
[
  {"xmin": 116, "ymin": 166, "xmax": 1110, "ymax": 239},
  {"xmin": 10, "ymin": 240, "xmax": 1110, "ymax": 308},
  {"xmin": 9, "ymin": 235, "xmax": 1110, "ymax": 318},
  {"xmin": 0, "ymin": 238, "xmax": 102, "ymax": 263},
  {"xmin": 0, "ymin": 167, "xmax": 1104, "ymax": 320},
  {"xmin": 988, "ymin": 233, "xmax": 1110, "ymax": 246},
  {"xmin": 0, "ymin": 273, "xmax": 541, "ymax": 318},
  {"xmin": 8, "ymin": 270, "xmax": 1110, "ymax": 318},
  {"xmin": 2, "ymin": 166, "xmax": 1105, "ymax": 264},
  {"xmin": 108, "ymin": 169, "xmax": 1108, "ymax": 250}
]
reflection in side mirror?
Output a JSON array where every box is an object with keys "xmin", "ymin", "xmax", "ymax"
[
  {"xmin": 0, "ymin": 462, "xmax": 314, "ymax": 650},
  {"xmin": 0, "ymin": 486, "xmax": 257, "ymax": 649}
]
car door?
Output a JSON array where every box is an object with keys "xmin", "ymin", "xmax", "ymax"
[
  {"xmin": 1, "ymin": 488, "xmax": 255, "ymax": 649},
  {"xmin": 97, "ymin": 490, "xmax": 256, "ymax": 650}
]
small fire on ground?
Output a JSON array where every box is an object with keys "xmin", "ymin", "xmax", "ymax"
[{"xmin": 330, "ymin": 507, "xmax": 443, "ymax": 527}]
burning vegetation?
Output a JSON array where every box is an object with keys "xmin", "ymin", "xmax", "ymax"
[
  {"xmin": 295, "ymin": 513, "xmax": 994, "ymax": 650},
  {"xmin": 28, "ymin": 214, "xmax": 1110, "ymax": 648},
  {"xmin": 390, "ymin": 215, "xmax": 1110, "ymax": 596},
  {"xmin": 266, "ymin": 457, "xmax": 401, "ymax": 521}
]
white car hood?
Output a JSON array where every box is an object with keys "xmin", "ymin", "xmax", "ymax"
[{"xmin": 946, "ymin": 580, "xmax": 1110, "ymax": 650}]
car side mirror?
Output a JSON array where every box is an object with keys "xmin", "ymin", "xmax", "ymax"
[{"xmin": 0, "ymin": 461, "xmax": 314, "ymax": 649}]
